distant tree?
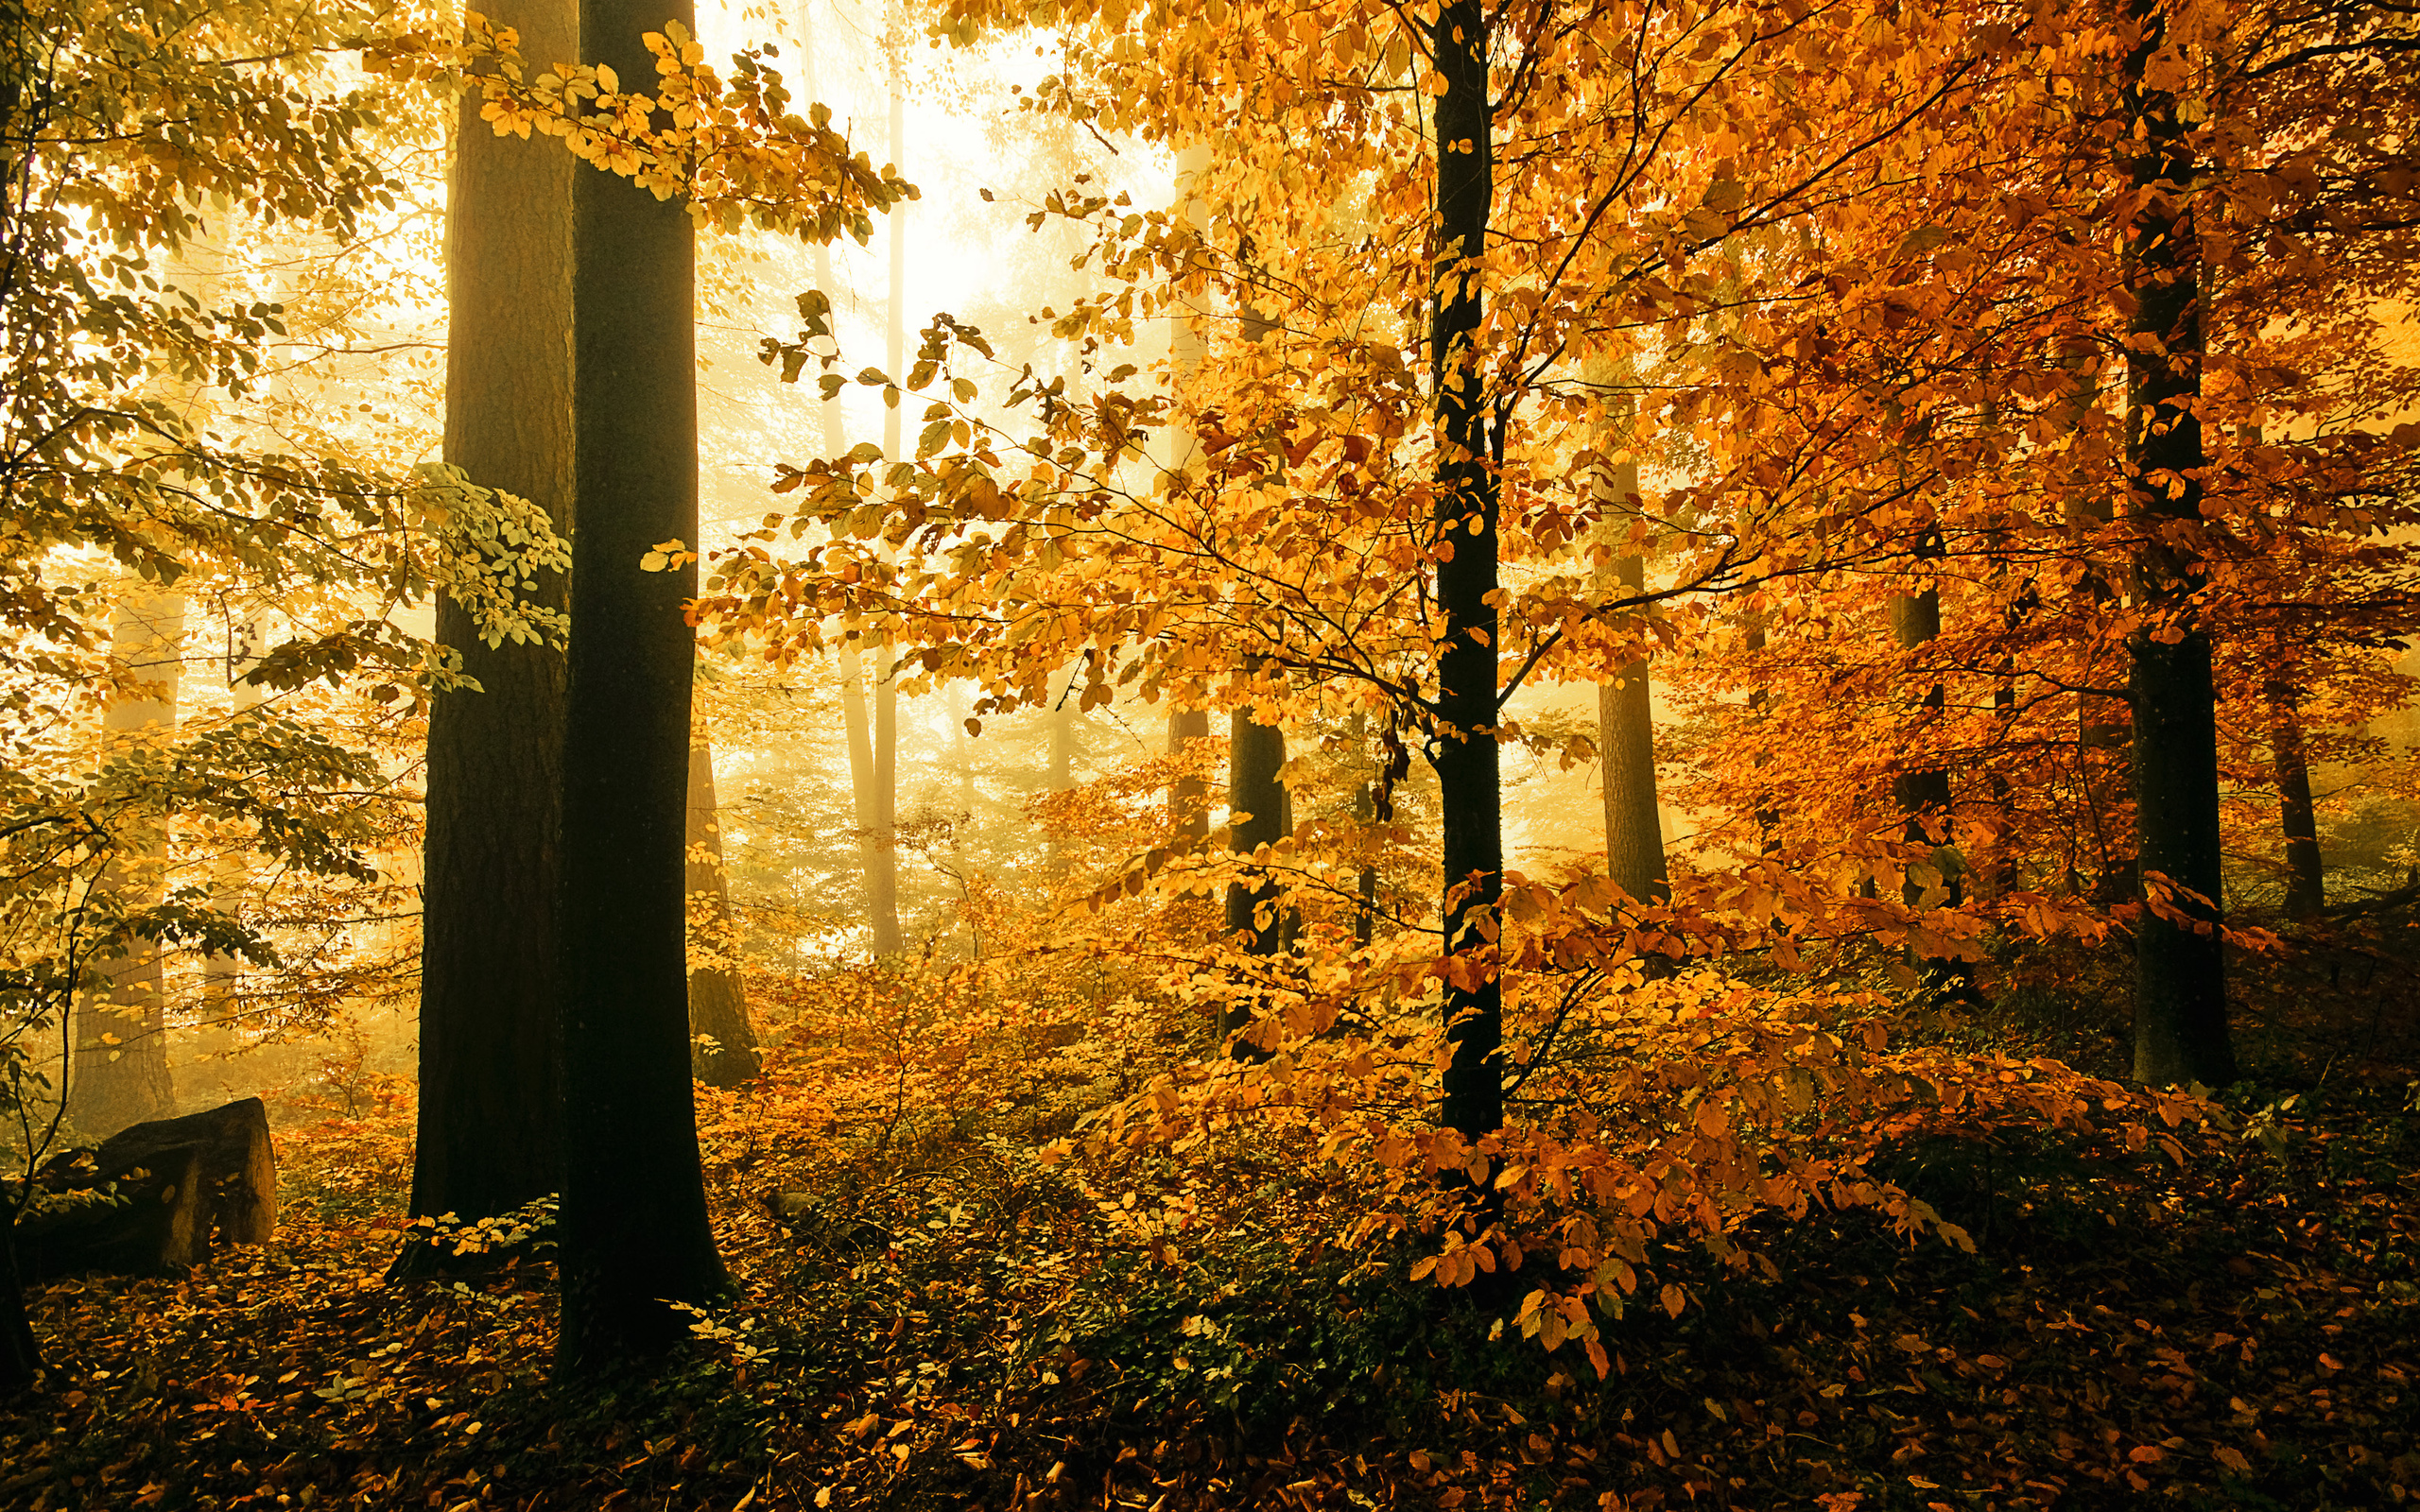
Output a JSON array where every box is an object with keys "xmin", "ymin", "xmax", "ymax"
[
  {"xmin": 1594, "ymin": 453, "xmax": 1668, "ymax": 913},
  {"xmin": 687, "ymin": 736, "xmax": 762, "ymax": 1085},
  {"xmin": 69, "ymin": 590, "xmax": 184, "ymax": 1133}
]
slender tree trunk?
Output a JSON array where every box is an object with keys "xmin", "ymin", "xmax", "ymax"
[
  {"xmin": 402, "ymin": 0, "xmax": 573, "ymax": 1264},
  {"xmin": 2058, "ymin": 345, "xmax": 2136, "ymax": 903},
  {"xmin": 864, "ymin": 14, "xmax": 906, "ymax": 943},
  {"xmin": 1890, "ymin": 541, "xmax": 1979, "ymax": 998},
  {"xmin": 1220, "ymin": 704, "xmax": 1286, "ymax": 1049},
  {"xmin": 557, "ymin": 0, "xmax": 728, "ymax": 1371},
  {"xmin": 1223, "ymin": 708, "xmax": 1287, "ymax": 951},
  {"xmin": 71, "ymin": 588, "xmax": 183, "ymax": 1134},
  {"xmin": 2267, "ymin": 679, "xmax": 2324, "ymax": 919},
  {"xmin": 1597, "ymin": 456, "xmax": 1667, "ymax": 907},
  {"xmin": 1170, "ymin": 709, "xmax": 1211, "ymax": 842},
  {"xmin": 686, "ymin": 738, "xmax": 760, "ymax": 1086},
  {"xmin": 1430, "ymin": 0, "xmax": 1500, "ymax": 1141},
  {"xmin": 1351, "ymin": 712, "xmax": 1383, "ymax": 947},
  {"xmin": 203, "ymin": 613, "xmax": 268, "ymax": 1011},
  {"xmin": 2124, "ymin": 0, "xmax": 2233, "ymax": 1087},
  {"xmin": 1045, "ymin": 675, "xmax": 1078, "ymax": 870},
  {"xmin": 838, "ymin": 644, "xmax": 905, "ymax": 954},
  {"xmin": 1165, "ymin": 147, "xmax": 1215, "ymax": 852},
  {"xmin": 954, "ymin": 684, "xmax": 977, "ymax": 832}
]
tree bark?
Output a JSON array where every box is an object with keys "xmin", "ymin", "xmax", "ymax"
[
  {"xmin": 838, "ymin": 644, "xmax": 905, "ymax": 954},
  {"xmin": 404, "ymin": 0, "xmax": 575, "ymax": 1263},
  {"xmin": 1597, "ymin": 457, "xmax": 1667, "ymax": 908},
  {"xmin": 2124, "ymin": 1, "xmax": 2234, "ymax": 1087},
  {"xmin": 1430, "ymin": 0, "xmax": 1501, "ymax": 1142},
  {"xmin": 0, "ymin": 1216, "xmax": 36, "ymax": 1395},
  {"xmin": 1170, "ymin": 708, "xmax": 1211, "ymax": 842},
  {"xmin": 686, "ymin": 738, "xmax": 761, "ymax": 1086},
  {"xmin": 2266, "ymin": 679, "xmax": 2324, "ymax": 919},
  {"xmin": 203, "ymin": 613, "xmax": 269, "ymax": 1011},
  {"xmin": 556, "ymin": 0, "xmax": 729, "ymax": 1372},
  {"xmin": 71, "ymin": 588, "xmax": 183, "ymax": 1134}
]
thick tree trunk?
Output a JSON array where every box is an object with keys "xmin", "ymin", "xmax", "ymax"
[
  {"xmin": 2267, "ymin": 679, "xmax": 2324, "ymax": 919},
  {"xmin": 404, "ymin": 0, "xmax": 575, "ymax": 1262},
  {"xmin": 2124, "ymin": 2, "xmax": 2233, "ymax": 1087},
  {"xmin": 1430, "ymin": 0, "xmax": 1500, "ymax": 1142},
  {"xmin": 686, "ymin": 739, "xmax": 761, "ymax": 1086},
  {"xmin": 557, "ymin": 0, "xmax": 729, "ymax": 1372},
  {"xmin": 1046, "ymin": 678, "xmax": 1077, "ymax": 870},
  {"xmin": 72, "ymin": 588, "xmax": 183, "ymax": 1134}
]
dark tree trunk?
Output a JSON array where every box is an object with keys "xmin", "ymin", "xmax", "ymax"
[
  {"xmin": 687, "ymin": 739, "xmax": 761, "ymax": 1086},
  {"xmin": 2124, "ymin": 1, "xmax": 2234, "ymax": 1087},
  {"xmin": 1889, "ymin": 544, "xmax": 1972, "ymax": 1003},
  {"xmin": 1599, "ymin": 558, "xmax": 1668, "ymax": 907},
  {"xmin": 1221, "ymin": 707, "xmax": 1286, "ymax": 1047},
  {"xmin": 1430, "ymin": 0, "xmax": 1500, "ymax": 1142},
  {"xmin": 556, "ymin": 0, "xmax": 729, "ymax": 1372},
  {"xmin": 2267, "ymin": 679, "xmax": 2324, "ymax": 919},
  {"xmin": 0, "ymin": 1214, "xmax": 36, "ymax": 1394},
  {"xmin": 1170, "ymin": 707, "xmax": 1210, "ymax": 843},
  {"xmin": 402, "ymin": 0, "xmax": 574, "ymax": 1273}
]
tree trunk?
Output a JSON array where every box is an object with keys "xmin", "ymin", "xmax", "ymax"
[
  {"xmin": 838, "ymin": 644, "xmax": 905, "ymax": 954},
  {"xmin": 403, "ymin": 0, "xmax": 575, "ymax": 1263},
  {"xmin": 2267, "ymin": 680, "xmax": 2324, "ymax": 919},
  {"xmin": 867, "ymin": 25, "xmax": 906, "ymax": 944},
  {"xmin": 1430, "ymin": 0, "xmax": 1500, "ymax": 1142},
  {"xmin": 1170, "ymin": 708, "xmax": 1211, "ymax": 842},
  {"xmin": 0, "ymin": 1215, "xmax": 36, "ymax": 1395},
  {"xmin": 203, "ymin": 613, "xmax": 269, "ymax": 1011},
  {"xmin": 1891, "ymin": 548, "xmax": 1979, "ymax": 998},
  {"xmin": 2054, "ymin": 345, "xmax": 2136, "ymax": 902},
  {"xmin": 557, "ymin": 0, "xmax": 729, "ymax": 1371},
  {"xmin": 686, "ymin": 739, "xmax": 761, "ymax": 1086},
  {"xmin": 1597, "ymin": 457, "xmax": 1667, "ymax": 908},
  {"xmin": 1046, "ymin": 675, "xmax": 1077, "ymax": 869},
  {"xmin": 2124, "ymin": 1, "xmax": 2233, "ymax": 1087},
  {"xmin": 71, "ymin": 588, "xmax": 183, "ymax": 1135}
]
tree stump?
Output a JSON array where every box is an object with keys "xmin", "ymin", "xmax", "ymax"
[{"xmin": 13, "ymin": 1097, "xmax": 276, "ymax": 1282}]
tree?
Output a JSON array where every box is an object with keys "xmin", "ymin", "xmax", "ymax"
[
  {"xmin": 401, "ymin": 0, "xmax": 575, "ymax": 1270},
  {"xmin": 1594, "ymin": 453, "xmax": 1668, "ymax": 912},
  {"xmin": 68, "ymin": 589, "xmax": 184, "ymax": 1134},
  {"xmin": 1, "ymin": 0, "xmax": 485, "ymax": 1387},
  {"xmin": 838, "ymin": 642, "xmax": 906, "ymax": 953},
  {"xmin": 553, "ymin": 0, "xmax": 730, "ymax": 1370},
  {"xmin": 687, "ymin": 735, "xmax": 762, "ymax": 1085}
]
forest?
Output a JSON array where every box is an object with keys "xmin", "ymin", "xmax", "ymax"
[{"xmin": 0, "ymin": 0, "xmax": 2415, "ymax": 1504}]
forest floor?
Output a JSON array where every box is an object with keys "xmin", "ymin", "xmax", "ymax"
[{"xmin": 2, "ymin": 926, "xmax": 2415, "ymax": 1512}]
